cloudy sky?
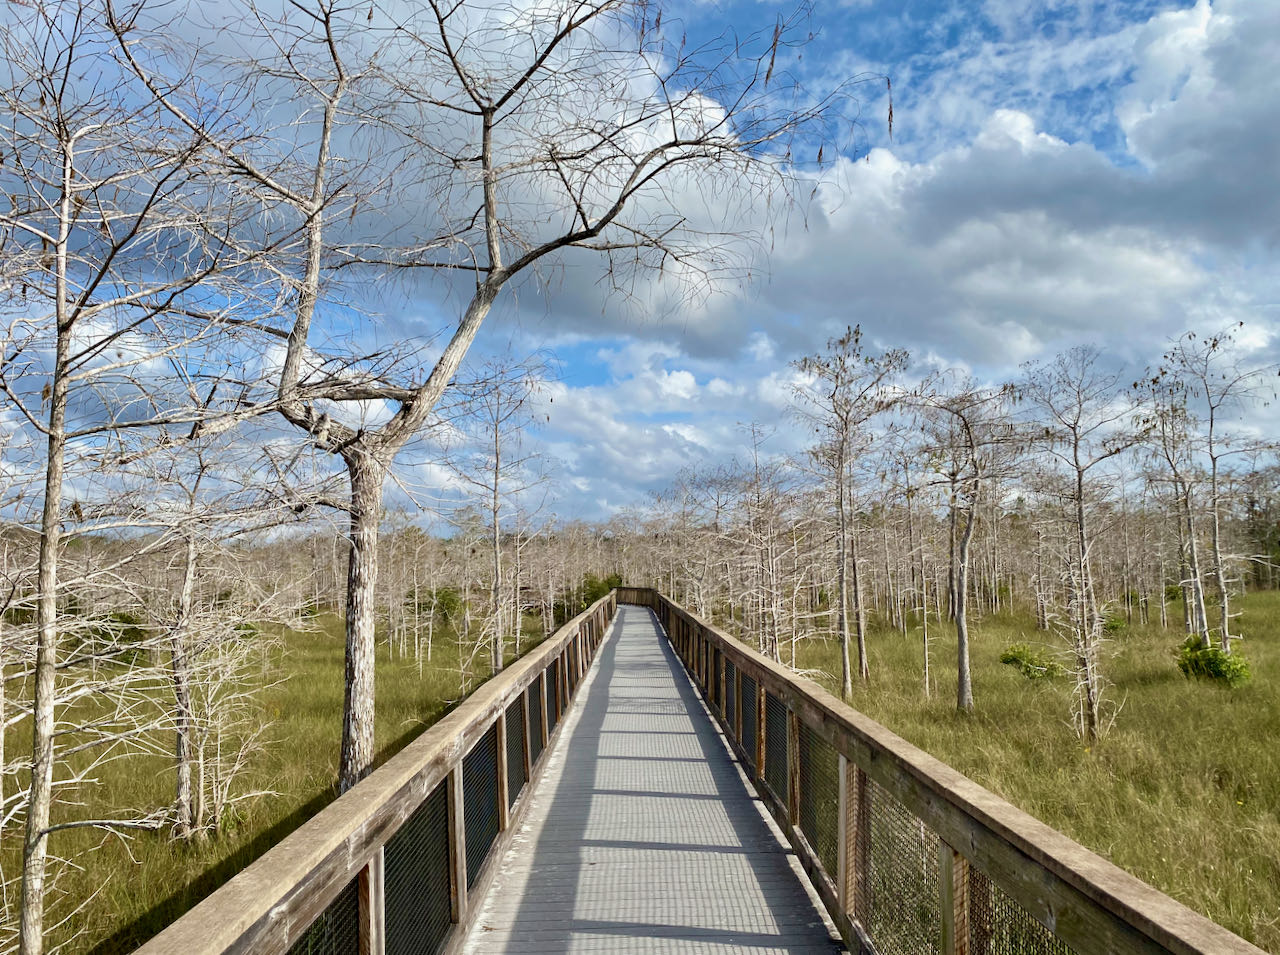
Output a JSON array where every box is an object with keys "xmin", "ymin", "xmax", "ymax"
[{"xmin": 405, "ymin": 0, "xmax": 1279, "ymax": 520}]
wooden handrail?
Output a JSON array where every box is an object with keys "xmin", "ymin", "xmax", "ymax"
[
  {"xmin": 135, "ymin": 591, "xmax": 618, "ymax": 955},
  {"xmin": 615, "ymin": 587, "xmax": 1266, "ymax": 955}
]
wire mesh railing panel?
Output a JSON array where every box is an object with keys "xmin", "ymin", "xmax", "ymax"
[
  {"xmin": 505, "ymin": 699, "xmax": 527, "ymax": 809},
  {"xmin": 285, "ymin": 877, "xmax": 359, "ymax": 955},
  {"xmin": 797, "ymin": 722, "xmax": 840, "ymax": 880},
  {"xmin": 865, "ymin": 778, "xmax": 942, "ymax": 955},
  {"xmin": 724, "ymin": 661, "xmax": 737, "ymax": 739},
  {"xmin": 384, "ymin": 782, "xmax": 452, "ymax": 955},
  {"xmin": 546, "ymin": 659, "xmax": 560, "ymax": 735},
  {"xmin": 739, "ymin": 674, "xmax": 758, "ymax": 774},
  {"xmin": 969, "ymin": 865, "xmax": 1077, "ymax": 955},
  {"xmin": 712, "ymin": 649, "xmax": 722, "ymax": 710},
  {"xmin": 463, "ymin": 725, "xmax": 501, "ymax": 889},
  {"xmin": 527, "ymin": 679, "xmax": 545, "ymax": 766},
  {"xmin": 764, "ymin": 692, "xmax": 789, "ymax": 804}
]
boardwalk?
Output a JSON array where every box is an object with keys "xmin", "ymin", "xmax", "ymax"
[{"xmin": 462, "ymin": 605, "xmax": 844, "ymax": 954}]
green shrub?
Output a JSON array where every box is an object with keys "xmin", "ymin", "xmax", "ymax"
[
  {"xmin": 1176, "ymin": 637, "xmax": 1252, "ymax": 688},
  {"xmin": 1000, "ymin": 643, "xmax": 1066, "ymax": 680},
  {"xmin": 1103, "ymin": 613, "xmax": 1127, "ymax": 635}
]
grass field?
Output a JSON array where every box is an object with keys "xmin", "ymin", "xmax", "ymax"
[
  {"xmin": 8, "ymin": 612, "xmax": 549, "ymax": 954},
  {"xmin": 789, "ymin": 592, "xmax": 1280, "ymax": 952}
]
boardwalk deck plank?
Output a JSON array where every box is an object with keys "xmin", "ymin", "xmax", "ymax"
[{"xmin": 461, "ymin": 606, "xmax": 845, "ymax": 954}]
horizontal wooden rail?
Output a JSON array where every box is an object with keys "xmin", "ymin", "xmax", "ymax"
[
  {"xmin": 136, "ymin": 591, "xmax": 618, "ymax": 955},
  {"xmin": 614, "ymin": 587, "xmax": 1266, "ymax": 955}
]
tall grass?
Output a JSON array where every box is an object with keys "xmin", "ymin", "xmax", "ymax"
[
  {"xmin": 790, "ymin": 592, "xmax": 1280, "ymax": 952},
  {"xmin": 3, "ymin": 612, "xmax": 548, "ymax": 953}
]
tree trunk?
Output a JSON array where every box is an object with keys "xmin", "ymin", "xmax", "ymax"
[
  {"xmin": 836, "ymin": 469, "xmax": 853, "ymax": 700},
  {"xmin": 1208, "ymin": 461, "xmax": 1232, "ymax": 651},
  {"xmin": 338, "ymin": 454, "xmax": 387, "ymax": 792},
  {"xmin": 20, "ymin": 140, "xmax": 76, "ymax": 955},
  {"xmin": 171, "ymin": 536, "xmax": 199, "ymax": 839},
  {"xmin": 851, "ymin": 527, "xmax": 869, "ymax": 682},
  {"xmin": 955, "ymin": 498, "xmax": 976, "ymax": 712},
  {"xmin": 1074, "ymin": 472, "xmax": 1100, "ymax": 744}
]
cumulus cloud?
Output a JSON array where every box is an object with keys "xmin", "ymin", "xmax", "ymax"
[{"xmin": 387, "ymin": 0, "xmax": 1280, "ymax": 519}]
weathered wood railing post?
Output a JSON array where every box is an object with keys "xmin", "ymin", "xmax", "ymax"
[
  {"xmin": 448, "ymin": 767, "xmax": 468, "ymax": 925},
  {"xmin": 521, "ymin": 689, "xmax": 533, "ymax": 783},
  {"xmin": 358, "ymin": 849, "xmax": 385, "ymax": 955},
  {"xmin": 747, "ymin": 675, "xmax": 757, "ymax": 773},
  {"xmin": 838, "ymin": 757, "xmax": 870, "ymax": 926},
  {"xmin": 495, "ymin": 710, "xmax": 510, "ymax": 832},
  {"xmin": 539, "ymin": 672, "xmax": 550, "ymax": 749},
  {"xmin": 940, "ymin": 842, "xmax": 970, "ymax": 955},
  {"xmin": 787, "ymin": 709, "xmax": 801, "ymax": 827}
]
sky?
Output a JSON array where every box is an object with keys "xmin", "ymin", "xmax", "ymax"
[
  {"xmin": 422, "ymin": 0, "xmax": 1278, "ymax": 521},
  {"xmin": 504, "ymin": 0, "xmax": 1277, "ymax": 521},
  {"xmin": 12, "ymin": 0, "xmax": 1275, "ymax": 527}
]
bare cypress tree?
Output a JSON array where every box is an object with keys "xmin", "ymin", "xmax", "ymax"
[
  {"xmin": 792, "ymin": 325, "xmax": 906, "ymax": 697},
  {"xmin": 916, "ymin": 377, "xmax": 1021, "ymax": 712},
  {"xmin": 111, "ymin": 0, "xmax": 858, "ymax": 790},
  {"xmin": 1021, "ymin": 348, "xmax": 1138, "ymax": 743}
]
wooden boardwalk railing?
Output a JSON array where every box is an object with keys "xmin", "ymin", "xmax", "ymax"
[
  {"xmin": 135, "ymin": 592, "xmax": 617, "ymax": 955},
  {"xmin": 619, "ymin": 586, "xmax": 1266, "ymax": 955}
]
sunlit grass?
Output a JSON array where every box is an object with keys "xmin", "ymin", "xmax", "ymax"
[
  {"xmin": 788, "ymin": 592, "xmax": 1280, "ymax": 951},
  {"xmin": 4, "ymin": 612, "xmax": 548, "ymax": 953}
]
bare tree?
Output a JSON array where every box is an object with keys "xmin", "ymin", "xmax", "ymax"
[
  {"xmin": 1152, "ymin": 325, "xmax": 1277, "ymax": 651},
  {"xmin": 1021, "ymin": 348, "xmax": 1138, "ymax": 743},
  {"xmin": 916, "ymin": 377, "xmax": 1020, "ymax": 712},
  {"xmin": 110, "ymin": 0, "xmax": 858, "ymax": 791},
  {"xmin": 792, "ymin": 325, "xmax": 907, "ymax": 697},
  {"xmin": 0, "ymin": 4, "xmax": 264, "ymax": 946},
  {"xmin": 447, "ymin": 356, "xmax": 551, "ymax": 672}
]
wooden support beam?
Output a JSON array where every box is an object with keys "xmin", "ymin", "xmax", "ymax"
[
  {"xmin": 448, "ymin": 767, "xmax": 467, "ymax": 924},
  {"xmin": 940, "ymin": 842, "xmax": 971, "ymax": 955},
  {"xmin": 521, "ymin": 687, "xmax": 533, "ymax": 782},
  {"xmin": 495, "ymin": 711, "xmax": 510, "ymax": 832},
  {"xmin": 754, "ymin": 683, "xmax": 766, "ymax": 781},
  {"xmin": 787, "ymin": 709, "xmax": 801, "ymax": 828},
  {"xmin": 358, "ymin": 847, "xmax": 385, "ymax": 955}
]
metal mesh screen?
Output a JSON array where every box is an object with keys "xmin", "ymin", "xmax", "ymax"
[
  {"xmin": 764, "ymin": 692, "xmax": 789, "ymax": 804},
  {"xmin": 725, "ymin": 661, "xmax": 737, "ymax": 737},
  {"xmin": 546, "ymin": 659, "xmax": 560, "ymax": 735},
  {"xmin": 527, "ymin": 679, "xmax": 545, "ymax": 766},
  {"xmin": 384, "ymin": 782, "xmax": 452, "ymax": 955},
  {"xmin": 969, "ymin": 865, "xmax": 1077, "ymax": 955},
  {"xmin": 286, "ymin": 878, "xmax": 359, "ymax": 955},
  {"xmin": 739, "ymin": 674, "xmax": 758, "ymax": 774},
  {"xmin": 797, "ymin": 722, "xmax": 840, "ymax": 880},
  {"xmin": 865, "ymin": 778, "xmax": 942, "ymax": 955},
  {"xmin": 712, "ymin": 649, "xmax": 722, "ymax": 709},
  {"xmin": 505, "ymin": 699, "xmax": 527, "ymax": 808},
  {"xmin": 463, "ymin": 726, "xmax": 501, "ymax": 889}
]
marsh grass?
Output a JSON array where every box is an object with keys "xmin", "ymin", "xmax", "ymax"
[
  {"xmin": 5, "ymin": 612, "xmax": 548, "ymax": 953},
  {"xmin": 790, "ymin": 592, "xmax": 1280, "ymax": 951}
]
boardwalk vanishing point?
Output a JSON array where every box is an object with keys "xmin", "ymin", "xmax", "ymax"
[{"xmin": 462, "ymin": 605, "xmax": 845, "ymax": 953}]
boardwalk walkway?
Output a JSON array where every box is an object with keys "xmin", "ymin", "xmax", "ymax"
[{"xmin": 462, "ymin": 605, "xmax": 844, "ymax": 954}]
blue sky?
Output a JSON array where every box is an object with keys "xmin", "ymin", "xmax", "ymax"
[{"xmin": 379, "ymin": 0, "xmax": 1280, "ymax": 520}]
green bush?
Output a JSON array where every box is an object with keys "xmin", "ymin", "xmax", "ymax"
[
  {"xmin": 1103, "ymin": 613, "xmax": 1127, "ymax": 635},
  {"xmin": 1176, "ymin": 637, "xmax": 1252, "ymax": 688},
  {"xmin": 1000, "ymin": 643, "xmax": 1066, "ymax": 680}
]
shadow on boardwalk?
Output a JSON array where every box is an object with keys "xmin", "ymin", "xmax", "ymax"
[{"xmin": 463, "ymin": 605, "xmax": 844, "ymax": 954}]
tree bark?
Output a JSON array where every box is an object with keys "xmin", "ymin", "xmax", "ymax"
[
  {"xmin": 171, "ymin": 536, "xmax": 199, "ymax": 839},
  {"xmin": 20, "ymin": 131, "xmax": 77, "ymax": 955},
  {"xmin": 955, "ymin": 495, "xmax": 976, "ymax": 712},
  {"xmin": 338, "ymin": 453, "xmax": 387, "ymax": 792}
]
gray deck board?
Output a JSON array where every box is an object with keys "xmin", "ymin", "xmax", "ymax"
[{"xmin": 461, "ymin": 605, "xmax": 845, "ymax": 954}]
